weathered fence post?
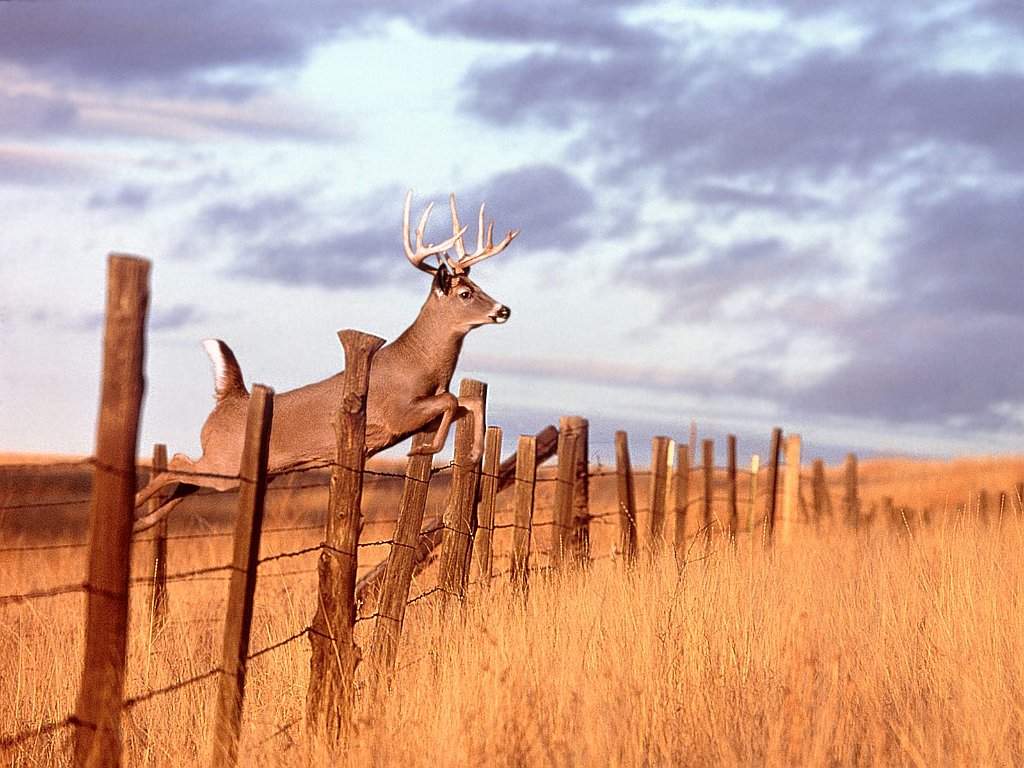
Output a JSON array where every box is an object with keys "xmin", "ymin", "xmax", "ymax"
[
  {"xmin": 701, "ymin": 439, "xmax": 714, "ymax": 544},
  {"xmin": 570, "ymin": 418, "xmax": 590, "ymax": 565},
  {"xmin": 511, "ymin": 434, "xmax": 538, "ymax": 591},
  {"xmin": 73, "ymin": 254, "xmax": 149, "ymax": 768},
  {"xmin": 148, "ymin": 443, "xmax": 170, "ymax": 634},
  {"xmin": 551, "ymin": 416, "xmax": 588, "ymax": 568},
  {"xmin": 726, "ymin": 435, "xmax": 738, "ymax": 542},
  {"xmin": 649, "ymin": 436, "xmax": 672, "ymax": 549},
  {"xmin": 843, "ymin": 453, "xmax": 860, "ymax": 530},
  {"xmin": 306, "ymin": 330, "xmax": 384, "ymax": 742},
  {"xmin": 673, "ymin": 443, "xmax": 690, "ymax": 560},
  {"xmin": 811, "ymin": 459, "xmax": 831, "ymax": 524},
  {"xmin": 210, "ymin": 385, "xmax": 274, "ymax": 768},
  {"xmin": 763, "ymin": 428, "xmax": 783, "ymax": 547},
  {"xmin": 614, "ymin": 431, "xmax": 638, "ymax": 566},
  {"xmin": 366, "ymin": 430, "xmax": 435, "ymax": 686},
  {"xmin": 438, "ymin": 379, "xmax": 487, "ymax": 604},
  {"xmin": 471, "ymin": 426, "xmax": 503, "ymax": 586},
  {"xmin": 780, "ymin": 434, "xmax": 802, "ymax": 544}
]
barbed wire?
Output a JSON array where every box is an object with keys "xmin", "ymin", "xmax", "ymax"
[
  {"xmin": 0, "ymin": 581, "xmax": 84, "ymax": 607},
  {"xmin": 0, "ymin": 713, "xmax": 75, "ymax": 751}
]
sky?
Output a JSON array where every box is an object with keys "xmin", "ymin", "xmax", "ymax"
[{"xmin": 1, "ymin": 0, "xmax": 1023, "ymax": 466}]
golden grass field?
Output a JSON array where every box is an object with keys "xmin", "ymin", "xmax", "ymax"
[{"xmin": 2, "ymin": 451, "xmax": 1024, "ymax": 766}]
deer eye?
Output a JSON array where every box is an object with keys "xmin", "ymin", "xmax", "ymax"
[{"xmin": 458, "ymin": 288, "xmax": 472, "ymax": 300}]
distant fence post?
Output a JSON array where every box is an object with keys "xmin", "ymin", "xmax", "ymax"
[
  {"xmin": 649, "ymin": 436, "xmax": 672, "ymax": 549},
  {"xmin": 763, "ymin": 428, "xmax": 783, "ymax": 547},
  {"xmin": 748, "ymin": 455, "xmax": 760, "ymax": 546},
  {"xmin": 438, "ymin": 379, "xmax": 487, "ymax": 604},
  {"xmin": 570, "ymin": 418, "xmax": 590, "ymax": 565},
  {"xmin": 210, "ymin": 385, "xmax": 274, "ymax": 768},
  {"xmin": 701, "ymin": 439, "xmax": 714, "ymax": 545},
  {"xmin": 780, "ymin": 434, "xmax": 802, "ymax": 544},
  {"xmin": 614, "ymin": 431, "xmax": 638, "ymax": 566},
  {"xmin": 366, "ymin": 430, "xmax": 435, "ymax": 686},
  {"xmin": 511, "ymin": 435, "xmax": 538, "ymax": 591},
  {"xmin": 726, "ymin": 435, "xmax": 738, "ymax": 542},
  {"xmin": 552, "ymin": 416, "xmax": 587, "ymax": 568},
  {"xmin": 811, "ymin": 459, "xmax": 831, "ymax": 525},
  {"xmin": 673, "ymin": 443, "xmax": 690, "ymax": 561},
  {"xmin": 843, "ymin": 454, "xmax": 860, "ymax": 530},
  {"xmin": 73, "ymin": 254, "xmax": 149, "ymax": 768},
  {"xmin": 148, "ymin": 443, "xmax": 170, "ymax": 634},
  {"xmin": 471, "ymin": 426, "xmax": 503, "ymax": 586},
  {"xmin": 306, "ymin": 330, "xmax": 384, "ymax": 742}
]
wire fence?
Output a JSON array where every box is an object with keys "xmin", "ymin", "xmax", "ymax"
[{"xmin": 4, "ymin": 442, "xmax": 1023, "ymax": 757}]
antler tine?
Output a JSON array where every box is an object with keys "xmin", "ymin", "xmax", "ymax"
[
  {"xmin": 450, "ymin": 195, "xmax": 468, "ymax": 261},
  {"xmin": 403, "ymin": 190, "xmax": 466, "ymax": 274},
  {"xmin": 448, "ymin": 197, "xmax": 519, "ymax": 273}
]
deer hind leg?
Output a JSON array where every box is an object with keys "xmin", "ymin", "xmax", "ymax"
[{"xmin": 132, "ymin": 451, "xmax": 238, "ymax": 533}]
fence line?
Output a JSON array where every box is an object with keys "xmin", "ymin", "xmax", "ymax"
[{"xmin": 14, "ymin": 252, "xmax": 1024, "ymax": 767}]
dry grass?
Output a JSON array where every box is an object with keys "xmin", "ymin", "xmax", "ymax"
[{"xmin": 3, "ymin": 456, "xmax": 1024, "ymax": 766}]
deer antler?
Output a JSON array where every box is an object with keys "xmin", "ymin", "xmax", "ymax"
[
  {"xmin": 447, "ymin": 194, "xmax": 520, "ymax": 275},
  {"xmin": 403, "ymin": 190, "xmax": 467, "ymax": 274}
]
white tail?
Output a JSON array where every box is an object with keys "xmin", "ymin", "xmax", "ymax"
[{"xmin": 134, "ymin": 191, "xmax": 518, "ymax": 532}]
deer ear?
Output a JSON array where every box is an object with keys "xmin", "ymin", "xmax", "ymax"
[{"xmin": 433, "ymin": 266, "xmax": 452, "ymax": 296}]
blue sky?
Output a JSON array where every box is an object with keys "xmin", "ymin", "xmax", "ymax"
[{"xmin": 1, "ymin": 1, "xmax": 1022, "ymax": 464}]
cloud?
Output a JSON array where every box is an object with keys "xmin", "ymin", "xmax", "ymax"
[
  {"xmin": 0, "ymin": 144, "xmax": 97, "ymax": 184},
  {"xmin": 793, "ymin": 308, "xmax": 1024, "ymax": 428},
  {"xmin": 150, "ymin": 303, "xmax": 207, "ymax": 331},
  {"xmin": 0, "ymin": 90, "xmax": 78, "ymax": 136},
  {"xmin": 23, "ymin": 302, "xmax": 205, "ymax": 334},
  {"xmin": 198, "ymin": 165, "xmax": 593, "ymax": 289},
  {"xmin": 0, "ymin": 1, "xmax": 377, "ymax": 88},
  {"xmin": 87, "ymin": 184, "xmax": 153, "ymax": 211},
  {"xmin": 893, "ymin": 187, "xmax": 1024, "ymax": 317},
  {"xmin": 466, "ymin": 164, "xmax": 596, "ymax": 251}
]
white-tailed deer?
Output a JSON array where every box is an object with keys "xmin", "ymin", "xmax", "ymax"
[{"xmin": 133, "ymin": 191, "xmax": 518, "ymax": 532}]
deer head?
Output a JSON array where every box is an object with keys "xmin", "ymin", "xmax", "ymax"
[{"xmin": 402, "ymin": 190, "xmax": 518, "ymax": 331}]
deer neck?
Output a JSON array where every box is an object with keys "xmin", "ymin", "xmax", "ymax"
[{"xmin": 388, "ymin": 301, "xmax": 468, "ymax": 388}]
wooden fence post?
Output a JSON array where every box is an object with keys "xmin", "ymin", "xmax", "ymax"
[
  {"xmin": 763, "ymin": 428, "xmax": 783, "ymax": 547},
  {"xmin": 649, "ymin": 436, "xmax": 672, "ymax": 549},
  {"xmin": 73, "ymin": 254, "xmax": 149, "ymax": 768},
  {"xmin": 306, "ymin": 330, "xmax": 384, "ymax": 742},
  {"xmin": 570, "ymin": 418, "xmax": 590, "ymax": 565},
  {"xmin": 614, "ymin": 431, "xmax": 638, "ymax": 566},
  {"xmin": 780, "ymin": 434, "xmax": 802, "ymax": 544},
  {"xmin": 210, "ymin": 385, "xmax": 274, "ymax": 768},
  {"xmin": 843, "ymin": 453, "xmax": 860, "ymax": 530},
  {"xmin": 511, "ymin": 435, "xmax": 538, "ymax": 591},
  {"xmin": 748, "ymin": 455, "xmax": 760, "ymax": 545},
  {"xmin": 148, "ymin": 443, "xmax": 170, "ymax": 634},
  {"xmin": 726, "ymin": 435, "xmax": 738, "ymax": 542},
  {"xmin": 366, "ymin": 430, "xmax": 435, "ymax": 685},
  {"xmin": 673, "ymin": 443, "xmax": 690, "ymax": 560},
  {"xmin": 811, "ymin": 459, "xmax": 831, "ymax": 524},
  {"xmin": 551, "ymin": 416, "xmax": 586, "ymax": 568},
  {"xmin": 471, "ymin": 426, "xmax": 503, "ymax": 586},
  {"xmin": 438, "ymin": 379, "xmax": 487, "ymax": 604},
  {"xmin": 701, "ymin": 439, "xmax": 714, "ymax": 544}
]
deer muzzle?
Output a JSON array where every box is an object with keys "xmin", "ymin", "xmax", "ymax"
[{"xmin": 492, "ymin": 305, "xmax": 511, "ymax": 324}]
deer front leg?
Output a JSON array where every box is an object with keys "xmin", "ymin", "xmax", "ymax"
[
  {"xmin": 404, "ymin": 391, "xmax": 460, "ymax": 456},
  {"xmin": 459, "ymin": 390, "xmax": 486, "ymax": 465}
]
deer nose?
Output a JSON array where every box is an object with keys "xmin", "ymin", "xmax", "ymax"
[{"xmin": 494, "ymin": 305, "xmax": 510, "ymax": 324}]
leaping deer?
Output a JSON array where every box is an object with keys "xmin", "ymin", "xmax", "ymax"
[{"xmin": 133, "ymin": 191, "xmax": 518, "ymax": 532}]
